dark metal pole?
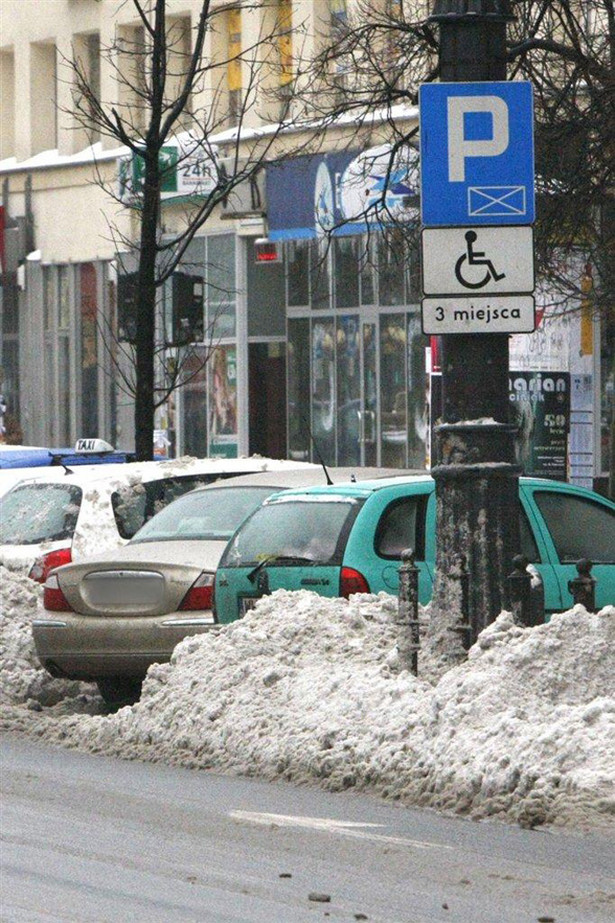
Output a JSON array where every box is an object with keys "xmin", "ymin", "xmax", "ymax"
[{"xmin": 428, "ymin": 1, "xmax": 522, "ymax": 644}]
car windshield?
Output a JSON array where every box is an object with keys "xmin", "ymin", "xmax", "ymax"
[
  {"xmin": 0, "ymin": 482, "xmax": 82, "ymax": 545},
  {"xmin": 130, "ymin": 485, "xmax": 278, "ymax": 543},
  {"xmin": 222, "ymin": 496, "xmax": 362, "ymax": 567}
]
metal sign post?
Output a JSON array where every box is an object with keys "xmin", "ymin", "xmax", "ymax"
[{"xmin": 422, "ymin": 0, "xmax": 531, "ymax": 643}]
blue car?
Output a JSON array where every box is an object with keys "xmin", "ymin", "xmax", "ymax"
[{"xmin": 214, "ymin": 475, "xmax": 615, "ymax": 621}]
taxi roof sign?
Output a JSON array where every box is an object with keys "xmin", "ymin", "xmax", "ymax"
[{"xmin": 74, "ymin": 438, "xmax": 115, "ymax": 453}]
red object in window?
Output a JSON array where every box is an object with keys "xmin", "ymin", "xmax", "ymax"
[
  {"xmin": 43, "ymin": 573, "xmax": 74, "ymax": 612},
  {"xmin": 29, "ymin": 547, "xmax": 73, "ymax": 584},
  {"xmin": 340, "ymin": 566, "xmax": 370, "ymax": 599},
  {"xmin": 179, "ymin": 572, "xmax": 214, "ymax": 610},
  {"xmin": 254, "ymin": 240, "xmax": 280, "ymax": 263}
]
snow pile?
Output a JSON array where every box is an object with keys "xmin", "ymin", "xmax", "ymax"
[
  {"xmin": 2, "ymin": 575, "xmax": 613, "ymax": 829},
  {"xmin": 0, "ymin": 567, "xmax": 96, "ymax": 708}
]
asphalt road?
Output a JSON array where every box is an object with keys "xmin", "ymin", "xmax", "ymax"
[{"xmin": 1, "ymin": 734, "xmax": 614, "ymax": 923}]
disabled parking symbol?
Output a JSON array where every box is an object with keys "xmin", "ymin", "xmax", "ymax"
[{"xmin": 454, "ymin": 230, "xmax": 506, "ymax": 290}]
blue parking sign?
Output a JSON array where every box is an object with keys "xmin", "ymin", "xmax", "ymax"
[{"xmin": 419, "ymin": 81, "xmax": 535, "ymax": 226}]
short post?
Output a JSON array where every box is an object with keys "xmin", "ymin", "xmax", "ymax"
[
  {"xmin": 568, "ymin": 559, "xmax": 596, "ymax": 612},
  {"xmin": 397, "ymin": 548, "xmax": 420, "ymax": 674},
  {"xmin": 507, "ymin": 554, "xmax": 532, "ymax": 626}
]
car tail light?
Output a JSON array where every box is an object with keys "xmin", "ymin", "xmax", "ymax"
[
  {"xmin": 43, "ymin": 573, "xmax": 74, "ymax": 612},
  {"xmin": 179, "ymin": 572, "xmax": 214, "ymax": 611},
  {"xmin": 29, "ymin": 548, "xmax": 73, "ymax": 584},
  {"xmin": 340, "ymin": 566, "xmax": 370, "ymax": 598}
]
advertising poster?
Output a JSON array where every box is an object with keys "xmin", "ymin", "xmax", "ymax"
[
  {"xmin": 428, "ymin": 370, "xmax": 571, "ymax": 478},
  {"xmin": 509, "ymin": 372, "xmax": 570, "ymax": 480},
  {"xmin": 209, "ymin": 346, "xmax": 238, "ymax": 458}
]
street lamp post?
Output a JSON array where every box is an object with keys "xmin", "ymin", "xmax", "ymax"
[{"xmin": 427, "ymin": 1, "xmax": 522, "ymax": 646}]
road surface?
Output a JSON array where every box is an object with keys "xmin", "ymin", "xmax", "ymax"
[{"xmin": 2, "ymin": 734, "xmax": 613, "ymax": 922}]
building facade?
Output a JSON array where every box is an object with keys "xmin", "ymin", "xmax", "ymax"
[{"xmin": 1, "ymin": 0, "xmax": 612, "ymax": 491}]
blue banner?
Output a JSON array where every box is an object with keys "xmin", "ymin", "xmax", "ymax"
[{"xmin": 266, "ymin": 146, "xmax": 420, "ymax": 241}]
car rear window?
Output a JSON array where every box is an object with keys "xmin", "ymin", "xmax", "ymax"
[
  {"xmin": 222, "ymin": 496, "xmax": 363, "ymax": 567},
  {"xmin": 130, "ymin": 485, "xmax": 278, "ymax": 543},
  {"xmin": 111, "ymin": 473, "xmax": 236, "ymax": 540},
  {"xmin": 0, "ymin": 483, "xmax": 82, "ymax": 544}
]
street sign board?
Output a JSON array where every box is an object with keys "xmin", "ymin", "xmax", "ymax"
[
  {"xmin": 422, "ymin": 226, "xmax": 534, "ymax": 295},
  {"xmin": 419, "ymin": 81, "xmax": 535, "ymax": 226},
  {"xmin": 422, "ymin": 295, "xmax": 535, "ymax": 335}
]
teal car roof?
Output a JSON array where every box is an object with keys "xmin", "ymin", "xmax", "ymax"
[
  {"xmin": 264, "ymin": 474, "xmax": 434, "ymax": 503},
  {"xmin": 264, "ymin": 474, "xmax": 615, "ymax": 507}
]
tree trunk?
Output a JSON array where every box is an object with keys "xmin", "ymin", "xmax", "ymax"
[{"xmin": 134, "ymin": 152, "xmax": 159, "ymax": 461}]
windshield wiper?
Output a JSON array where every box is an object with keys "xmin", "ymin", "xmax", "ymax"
[{"xmin": 247, "ymin": 555, "xmax": 315, "ymax": 584}]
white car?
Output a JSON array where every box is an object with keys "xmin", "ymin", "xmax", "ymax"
[{"xmin": 0, "ymin": 456, "xmax": 318, "ymax": 581}]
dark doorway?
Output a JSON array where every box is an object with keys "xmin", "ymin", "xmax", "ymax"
[{"xmin": 249, "ymin": 343, "xmax": 287, "ymax": 459}]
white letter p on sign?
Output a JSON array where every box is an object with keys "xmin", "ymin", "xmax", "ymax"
[{"xmin": 447, "ymin": 96, "xmax": 509, "ymax": 182}]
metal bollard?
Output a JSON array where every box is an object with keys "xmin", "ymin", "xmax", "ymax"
[
  {"xmin": 507, "ymin": 554, "xmax": 533, "ymax": 626},
  {"xmin": 397, "ymin": 548, "xmax": 420, "ymax": 674},
  {"xmin": 568, "ymin": 559, "xmax": 596, "ymax": 612}
]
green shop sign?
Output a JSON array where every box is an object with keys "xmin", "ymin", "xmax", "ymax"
[{"xmin": 118, "ymin": 144, "xmax": 218, "ymax": 202}]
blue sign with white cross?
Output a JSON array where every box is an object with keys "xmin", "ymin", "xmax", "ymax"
[{"xmin": 419, "ymin": 81, "xmax": 535, "ymax": 226}]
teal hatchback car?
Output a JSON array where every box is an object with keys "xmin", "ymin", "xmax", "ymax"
[{"xmin": 214, "ymin": 476, "xmax": 614, "ymax": 622}]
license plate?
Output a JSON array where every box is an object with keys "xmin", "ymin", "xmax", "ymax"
[{"xmin": 239, "ymin": 597, "xmax": 260, "ymax": 616}]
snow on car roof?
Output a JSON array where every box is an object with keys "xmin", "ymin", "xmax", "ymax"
[
  {"xmin": 182, "ymin": 465, "xmax": 413, "ymax": 494},
  {"xmin": 1, "ymin": 456, "xmax": 319, "ymax": 493}
]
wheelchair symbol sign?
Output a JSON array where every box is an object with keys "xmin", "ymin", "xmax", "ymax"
[
  {"xmin": 421, "ymin": 226, "xmax": 534, "ymax": 297},
  {"xmin": 454, "ymin": 230, "xmax": 505, "ymax": 289}
]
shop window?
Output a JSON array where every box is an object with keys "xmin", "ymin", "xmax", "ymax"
[
  {"xmin": 58, "ymin": 337, "xmax": 71, "ymax": 444},
  {"xmin": 116, "ymin": 271, "xmax": 138, "ymax": 343},
  {"xmin": 287, "ymin": 318, "xmax": 310, "ymax": 460},
  {"xmin": 378, "ymin": 232, "xmax": 407, "ymax": 306},
  {"xmin": 380, "ymin": 314, "xmax": 407, "ymax": 467},
  {"xmin": 182, "ymin": 347, "xmax": 208, "ymax": 458},
  {"xmin": 80, "ymin": 263, "xmax": 98, "ymax": 436},
  {"xmin": 287, "ymin": 240, "xmax": 309, "ymax": 307},
  {"xmin": 209, "ymin": 345, "xmax": 238, "ymax": 457},
  {"xmin": 171, "ymin": 272, "xmax": 204, "ymax": 345},
  {"xmin": 207, "ymin": 234, "xmax": 236, "ymax": 339},
  {"xmin": 334, "ymin": 237, "xmax": 360, "ymax": 309},
  {"xmin": 58, "ymin": 266, "xmax": 71, "ymax": 330},
  {"xmin": 336, "ymin": 315, "xmax": 361, "ymax": 465},
  {"xmin": 360, "ymin": 236, "xmax": 377, "ymax": 306},
  {"xmin": 247, "ymin": 238, "xmax": 285, "ymax": 337},
  {"xmin": 310, "ymin": 239, "xmax": 330, "ymax": 310},
  {"xmin": 43, "ymin": 266, "xmax": 54, "ymax": 332},
  {"xmin": 312, "ymin": 317, "xmax": 336, "ymax": 465}
]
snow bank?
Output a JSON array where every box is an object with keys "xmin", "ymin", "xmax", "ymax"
[
  {"xmin": 1, "ymin": 569, "xmax": 613, "ymax": 829},
  {"xmin": 0, "ymin": 568, "xmax": 97, "ymax": 709}
]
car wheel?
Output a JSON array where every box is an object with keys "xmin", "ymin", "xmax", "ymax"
[{"xmin": 96, "ymin": 676, "xmax": 143, "ymax": 710}]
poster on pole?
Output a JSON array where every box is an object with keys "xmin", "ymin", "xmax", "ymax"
[{"xmin": 509, "ymin": 372, "xmax": 570, "ymax": 480}]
